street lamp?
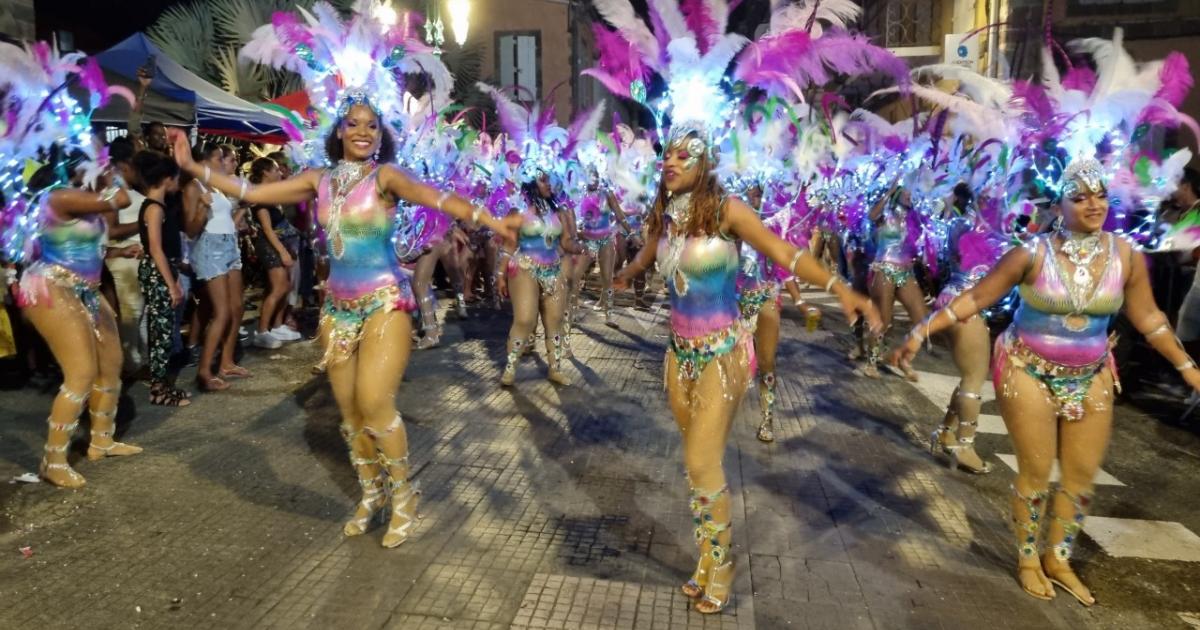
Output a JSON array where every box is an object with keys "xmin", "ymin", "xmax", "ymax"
[
  {"xmin": 448, "ymin": 0, "xmax": 470, "ymax": 46},
  {"xmin": 373, "ymin": 0, "xmax": 398, "ymax": 30}
]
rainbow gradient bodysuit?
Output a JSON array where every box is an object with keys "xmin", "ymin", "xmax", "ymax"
[
  {"xmin": 318, "ymin": 164, "xmax": 417, "ymax": 365},
  {"xmin": 18, "ymin": 202, "xmax": 106, "ymax": 325},
  {"xmin": 513, "ymin": 202, "xmax": 564, "ymax": 293},
  {"xmin": 657, "ymin": 193, "xmax": 752, "ymax": 384},
  {"xmin": 994, "ymin": 233, "xmax": 1126, "ymax": 421}
]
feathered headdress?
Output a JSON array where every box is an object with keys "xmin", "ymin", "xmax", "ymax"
[
  {"xmin": 586, "ymin": 0, "xmax": 748, "ymax": 146},
  {"xmin": 476, "ymin": 82, "xmax": 605, "ymax": 186},
  {"xmin": 241, "ymin": 0, "xmax": 452, "ymax": 159},
  {"xmin": 0, "ymin": 41, "xmax": 133, "ymax": 262}
]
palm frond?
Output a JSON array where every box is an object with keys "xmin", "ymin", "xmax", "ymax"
[
  {"xmin": 147, "ymin": 1, "xmax": 215, "ymax": 77},
  {"xmin": 210, "ymin": 45, "xmax": 269, "ymax": 100}
]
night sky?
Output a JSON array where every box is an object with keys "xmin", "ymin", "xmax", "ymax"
[{"xmin": 35, "ymin": 0, "xmax": 186, "ymax": 53}]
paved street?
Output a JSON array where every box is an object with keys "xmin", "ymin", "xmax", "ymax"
[{"xmin": 2, "ymin": 285, "xmax": 1199, "ymax": 629}]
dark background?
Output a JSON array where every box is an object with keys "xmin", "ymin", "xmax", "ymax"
[{"xmin": 36, "ymin": 0, "xmax": 185, "ymax": 52}]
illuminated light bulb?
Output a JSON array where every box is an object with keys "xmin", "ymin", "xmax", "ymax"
[{"xmin": 448, "ymin": 0, "xmax": 470, "ymax": 46}]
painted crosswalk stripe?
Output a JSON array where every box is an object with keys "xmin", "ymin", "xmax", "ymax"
[
  {"xmin": 910, "ymin": 370, "xmax": 997, "ymax": 405},
  {"xmin": 976, "ymin": 414, "xmax": 1007, "ymax": 435},
  {"xmin": 1085, "ymin": 517, "xmax": 1200, "ymax": 562},
  {"xmin": 994, "ymin": 454, "xmax": 1125, "ymax": 487}
]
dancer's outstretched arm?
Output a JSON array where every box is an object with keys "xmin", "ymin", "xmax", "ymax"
[
  {"xmin": 171, "ymin": 129, "xmax": 320, "ymax": 205},
  {"xmin": 379, "ymin": 166, "xmax": 519, "ymax": 241},
  {"xmin": 722, "ymin": 198, "xmax": 879, "ymax": 330},
  {"xmin": 892, "ymin": 245, "xmax": 1033, "ymax": 368},
  {"xmin": 1121, "ymin": 240, "xmax": 1200, "ymax": 391}
]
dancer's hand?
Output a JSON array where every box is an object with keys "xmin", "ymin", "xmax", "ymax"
[
  {"xmin": 497, "ymin": 273, "xmax": 509, "ymax": 299},
  {"xmin": 281, "ymin": 252, "xmax": 295, "ymax": 268},
  {"xmin": 613, "ymin": 271, "xmax": 630, "ymax": 292},
  {"xmin": 890, "ymin": 334, "xmax": 922, "ymax": 373},
  {"xmin": 493, "ymin": 214, "xmax": 522, "ymax": 242},
  {"xmin": 1183, "ymin": 367, "xmax": 1200, "ymax": 393},
  {"xmin": 836, "ymin": 285, "xmax": 881, "ymax": 333},
  {"xmin": 168, "ymin": 129, "xmax": 194, "ymax": 170},
  {"xmin": 169, "ymin": 281, "xmax": 184, "ymax": 308}
]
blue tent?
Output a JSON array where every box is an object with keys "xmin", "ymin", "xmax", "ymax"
[{"xmin": 90, "ymin": 33, "xmax": 289, "ymax": 142}]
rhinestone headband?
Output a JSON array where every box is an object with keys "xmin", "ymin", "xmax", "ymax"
[{"xmin": 1061, "ymin": 158, "xmax": 1106, "ymax": 199}]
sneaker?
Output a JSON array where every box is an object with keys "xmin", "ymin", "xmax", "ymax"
[
  {"xmin": 254, "ymin": 331, "xmax": 283, "ymax": 349},
  {"xmin": 271, "ymin": 326, "xmax": 301, "ymax": 341}
]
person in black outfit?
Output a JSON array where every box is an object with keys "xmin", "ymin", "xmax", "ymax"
[{"xmin": 134, "ymin": 151, "xmax": 190, "ymax": 406}]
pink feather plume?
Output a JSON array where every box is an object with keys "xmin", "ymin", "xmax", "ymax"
[
  {"xmin": 1062, "ymin": 66, "xmax": 1096, "ymax": 94},
  {"xmin": 681, "ymin": 0, "xmax": 722, "ymax": 54},
  {"xmin": 1155, "ymin": 52, "xmax": 1193, "ymax": 109},
  {"xmin": 582, "ymin": 24, "xmax": 648, "ymax": 98}
]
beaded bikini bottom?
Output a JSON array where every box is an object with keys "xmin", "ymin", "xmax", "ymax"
[
  {"xmin": 320, "ymin": 283, "xmax": 416, "ymax": 367},
  {"xmin": 993, "ymin": 331, "xmax": 1119, "ymax": 422}
]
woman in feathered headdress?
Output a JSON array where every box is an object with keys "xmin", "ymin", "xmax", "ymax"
[
  {"xmin": 568, "ymin": 140, "xmax": 633, "ymax": 329},
  {"xmin": 180, "ymin": 1, "xmax": 520, "ymax": 549},
  {"xmin": 478, "ymin": 83, "xmax": 594, "ymax": 387},
  {"xmin": 0, "ymin": 41, "xmax": 143, "ymax": 487},
  {"xmin": 593, "ymin": 0, "xmax": 880, "ymax": 613},
  {"xmin": 894, "ymin": 31, "xmax": 1198, "ymax": 605}
]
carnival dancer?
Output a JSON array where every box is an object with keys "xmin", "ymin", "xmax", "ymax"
[
  {"xmin": 864, "ymin": 185, "xmax": 927, "ymax": 378},
  {"xmin": 210, "ymin": 4, "xmax": 521, "ymax": 548},
  {"xmin": 0, "ymin": 42, "xmax": 144, "ymax": 487},
  {"xmin": 571, "ymin": 175, "xmax": 631, "ymax": 328},
  {"xmin": 478, "ymin": 84, "xmax": 599, "ymax": 386},
  {"xmin": 592, "ymin": 0, "xmax": 883, "ymax": 613}
]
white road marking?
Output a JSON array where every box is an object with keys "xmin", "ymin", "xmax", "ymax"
[
  {"xmin": 909, "ymin": 370, "xmax": 997, "ymax": 405},
  {"xmin": 1085, "ymin": 517, "xmax": 1200, "ymax": 562},
  {"xmin": 994, "ymin": 454, "xmax": 1126, "ymax": 487},
  {"xmin": 977, "ymin": 414, "xmax": 1007, "ymax": 435}
]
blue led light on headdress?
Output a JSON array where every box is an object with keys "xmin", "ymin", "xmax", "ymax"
[
  {"xmin": 336, "ymin": 87, "xmax": 383, "ymax": 119},
  {"xmin": 1060, "ymin": 158, "xmax": 1106, "ymax": 199}
]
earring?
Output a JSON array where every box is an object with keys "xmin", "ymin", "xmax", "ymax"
[
  {"xmin": 1052, "ymin": 215, "xmax": 1064, "ymax": 232},
  {"xmin": 373, "ymin": 145, "xmax": 381, "ymax": 163}
]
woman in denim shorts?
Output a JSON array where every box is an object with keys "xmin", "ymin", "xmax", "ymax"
[{"xmin": 184, "ymin": 143, "xmax": 248, "ymax": 391}]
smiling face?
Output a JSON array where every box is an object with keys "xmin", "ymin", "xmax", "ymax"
[
  {"xmin": 220, "ymin": 148, "xmax": 237, "ymax": 175},
  {"xmin": 535, "ymin": 172, "xmax": 553, "ymax": 199},
  {"xmin": 338, "ymin": 104, "xmax": 382, "ymax": 162},
  {"xmin": 1059, "ymin": 186, "xmax": 1109, "ymax": 234},
  {"xmin": 662, "ymin": 135, "xmax": 705, "ymax": 194}
]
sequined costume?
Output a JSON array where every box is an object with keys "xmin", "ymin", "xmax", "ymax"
[
  {"xmin": 934, "ymin": 217, "xmax": 997, "ymax": 316},
  {"xmin": 869, "ymin": 206, "xmax": 916, "ymax": 287},
  {"xmin": 993, "ymin": 233, "xmax": 1125, "ymax": 421},
  {"xmin": 513, "ymin": 203, "xmax": 564, "ymax": 294},
  {"xmin": 577, "ymin": 191, "xmax": 615, "ymax": 257},
  {"xmin": 736, "ymin": 244, "xmax": 780, "ymax": 323},
  {"xmin": 318, "ymin": 165, "xmax": 417, "ymax": 366},
  {"xmin": 18, "ymin": 202, "xmax": 106, "ymax": 326},
  {"xmin": 658, "ymin": 195, "xmax": 754, "ymax": 384}
]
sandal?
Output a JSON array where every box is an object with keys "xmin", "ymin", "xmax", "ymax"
[
  {"xmin": 196, "ymin": 376, "xmax": 230, "ymax": 392},
  {"xmin": 218, "ymin": 365, "xmax": 251, "ymax": 379},
  {"xmin": 695, "ymin": 561, "xmax": 734, "ymax": 614},
  {"xmin": 150, "ymin": 385, "xmax": 191, "ymax": 407}
]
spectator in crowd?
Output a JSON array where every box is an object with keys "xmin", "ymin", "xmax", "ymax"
[
  {"xmin": 134, "ymin": 151, "xmax": 190, "ymax": 406},
  {"xmin": 184, "ymin": 142, "xmax": 248, "ymax": 392},
  {"xmin": 249, "ymin": 157, "xmax": 301, "ymax": 348},
  {"xmin": 106, "ymin": 136, "xmax": 149, "ymax": 378},
  {"xmin": 1171, "ymin": 168, "xmax": 1200, "ymax": 357},
  {"xmin": 128, "ymin": 65, "xmax": 172, "ymax": 154}
]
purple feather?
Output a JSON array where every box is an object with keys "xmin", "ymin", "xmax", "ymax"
[
  {"xmin": 584, "ymin": 24, "xmax": 647, "ymax": 99},
  {"xmin": 957, "ymin": 228, "xmax": 1004, "ymax": 274},
  {"xmin": 1155, "ymin": 52, "xmax": 1193, "ymax": 109},
  {"xmin": 1061, "ymin": 66, "xmax": 1096, "ymax": 94},
  {"xmin": 271, "ymin": 11, "xmax": 313, "ymax": 49},
  {"xmin": 644, "ymin": 2, "xmax": 674, "ymax": 59},
  {"xmin": 1011, "ymin": 80, "xmax": 1055, "ymax": 123},
  {"xmin": 734, "ymin": 31, "xmax": 814, "ymax": 93},
  {"xmin": 681, "ymin": 0, "xmax": 721, "ymax": 54},
  {"xmin": 78, "ymin": 57, "xmax": 110, "ymax": 108}
]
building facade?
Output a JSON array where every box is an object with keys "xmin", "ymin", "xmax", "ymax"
[{"xmin": 0, "ymin": 0, "xmax": 35, "ymax": 42}]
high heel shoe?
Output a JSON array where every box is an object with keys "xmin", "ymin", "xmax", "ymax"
[
  {"xmin": 695, "ymin": 561, "xmax": 734, "ymax": 614},
  {"xmin": 681, "ymin": 555, "xmax": 709, "ymax": 598},
  {"xmin": 343, "ymin": 476, "xmax": 387, "ymax": 536},
  {"xmin": 381, "ymin": 479, "xmax": 420, "ymax": 548}
]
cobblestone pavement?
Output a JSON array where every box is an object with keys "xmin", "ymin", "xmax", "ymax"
[{"xmin": 1, "ymin": 285, "xmax": 1199, "ymax": 629}]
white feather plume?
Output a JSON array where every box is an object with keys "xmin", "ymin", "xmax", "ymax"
[{"xmin": 593, "ymin": 0, "xmax": 663, "ymax": 70}]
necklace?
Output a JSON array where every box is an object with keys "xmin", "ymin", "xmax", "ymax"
[
  {"xmin": 328, "ymin": 160, "xmax": 375, "ymax": 259},
  {"xmin": 1056, "ymin": 229, "xmax": 1104, "ymax": 314},
  {"xmin": 661, "ymin": 192, "xmax": 694, "ymax": 296}
]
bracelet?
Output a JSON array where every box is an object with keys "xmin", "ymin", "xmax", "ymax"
[
  {"xmin": 787, "ymin": 250, "xmax": 806, "ymax": 277},
  {"xmin": 823, "ymin": 276, "xmax": 838, "ymax": 292},
  {"xmin": 943, "ymin": 306, "xmax": 959, "ymax": 324},
  {"xmin": 203, "ymin": 165, "xmax": 212, "ymax": 184},
  {"xmin": 435, "ymin": 191, "xmax": 451, "ymax": 211},
  {"xmin": 909, "ymin": 326, "xmax": 927, "ymax": 344},
  {"xmin": 1147, "ymin": 323, "xmax": 1171, "ymax": 338},
  {"xmin": 1176, "ymin": 359, "xmax": 1196, "ymax": 372},
  {"xmin": 237, "ymin": 179, "xmax": 248, "ymax": 200},
  {"xmin": 470, "ymin": 206, "xmax": 483, "ymax": 225}
]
